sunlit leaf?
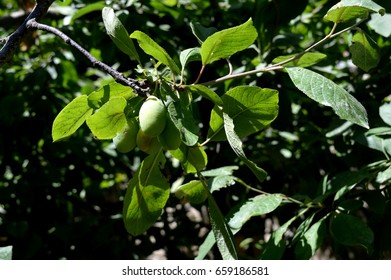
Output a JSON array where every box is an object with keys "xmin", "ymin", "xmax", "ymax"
[
  {"xmin": 201, "ymin": 19, "xmax": 257, "ymax": 65},
  {"xmin": 123, "ymin": 153, "xmax": 169, "ymax": 236},
  {"xmin": 223, "ymin": 112, "xmax": 267, "ymax": 182},
  {"xmin": 52, "ymin": 95, "xmax": 94, "ymax": 142},
  {"xmin": 169, "ymin": 144, "xmax": 207, "ymax": 173},
  {"xmin": 180, "ymin": 47, "xmax": 201, "ymax": 73},
  {"xmin": 272, "ymin": 52, "xmax": 327, "ymax": 68},
  {"xmin": 102, "ymin": 7, "xmax": 139, "ymax": 62},
  {"xmin": 0, "ymin": 246, "xmax": 12, "ymax": 260},
  {"xmin": 292, "ymin": 213, "xmax": 317, "ymax": 244},
  {"xmin": 207, "ymin": 175, "xmax": 236, "ymax": 193},
  {"xmin": 196, "ymin": 194, "xmax": 282, "ymax": 260},
  {"xmin": 287, "ymin": 67, "xmax": 369, "ymax": 128},
  {"xmin": 379, "ymin": 103, "xmax": 391, "ymax": 126},
  {"xmin": 167, "ymin": 102, "xmax": 199, "ymax": 146},
  {"xmin": 228, "ymin": 194, "xmax": 283, "ymax": 231},
  {"xmin": 201, "ymin": 166, "xmax": 239, "ymax": 177},
  {"xmin": 86, "ymin": 96, "xmax": 127, "ymax": 140},
  {"xmin": 261, "ymin": 215, "xmax": 298, "ymax": 259},
  {"xmin": 208, "ymin": 86, "xmax": 279, "ymax": 141},
  {"xmin": 171, "ymin": 180, "xmax": 208, "ymax": 204},
  {"xmin": 368, "ymin": 13, "xmax": 391, "ymax": 38},
  {"xmin": 207, "ymin": 193, "xmax": 238, "ymax": 260},
  {"xmin": 324, "ymin": 0, "xmax": 385, "ymax": 23},
  {"xmin": 130, "ymin": 31, "xmax": 180, "ymax": 74},
  {"xmin": 294, "ymin": 215, "xmax": 328, "ymax": 259},
  {"xmin": 87, "ymin": 82, "xmax": 136, "ymax": 109},
  {"xmin": 357, "ymin": 134, "xmax": 391, "ymax": 156},
  {"xmin": 186, "ymin": 85, "xmax": 223, "ymax": 106},
  {"xmin": 202, "ymin": 166, "xmax": 239, "ymax": 193},
  {"xmin": 70, "ymin": 2, "xmax": 106, "ymax": 25}
]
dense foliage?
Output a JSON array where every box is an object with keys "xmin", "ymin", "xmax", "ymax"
[{"xmin": 1, "ymin": 0, "xmax": 391, "ymax": 260}]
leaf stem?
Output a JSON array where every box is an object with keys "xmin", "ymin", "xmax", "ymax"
[
  {"xmin": 194, "ymin": 64, "xmax": 206, "ymax": 84},
  {"xmin": 226, "ymin": 58, "xmax": 233, "ymax": 75},
  {"xmin": 235, "ymin": 178, "xmax": 322, "ymax": 208}
]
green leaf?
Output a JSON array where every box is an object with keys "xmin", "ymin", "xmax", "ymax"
[
  {"xmin": 294, "ymin": 215, "xmax": 328, "ymax": 259},
  {"xmin": 330, "ymin": 212, "xmax": 374, "ymax": 251},
  {"xmin": 202, "ymin": 166, "xmax": 239, "ymax": 193},
  {"xmin": 292, "ymin": 213, "xmax": 317, "ymax": 244},
  {"xmin": 102, "ymin": 7, "xmax": 139, "ymax": 62},
  {"xmin": 228, "ymin": 194, "xmax": 283, "ymax": 231},
  {"xmin": 70, "ymin": 2, "xmax": 106, "ymax": 24},
  {"xmin": 201, "ymin": 166, "xmax": 239, "ymax": 177},
  {"xmin": 318, "ymin": 169, "xmax": 369, "ymax": 202},
  {"xmin": 186, "ymin": 85, "xmax": 223, "ymax": 106},
  {"xmin": 86, "ymin": 96, "xmax": 127, "ymax": 140},
  {"xmin": 130, "ymin": 31, "xmax": 180, "ymax": 75},
  {"xmin": 150, "ymin": 0, "xmax": 181, "ymax": 19},
  {"xmin": 123, "ymin": 153, "xmax": 170, "ymax": 236},
  {"xmin": 379, "ymin": 103, "xmax": 391, "ymax": 126},
  {"xmin": 368, "ymin": 13, "xmax": 391, "ymax": 38},
  {"xmin": 287, "ymin": 67, "xmax": 369, "ymax": 128},
  {"xmin": 169, "ymin": 144, "xmax": 207, "ymax": 173},
  {"xmin": 223, "ymin": 112, "xmax": 268, "ymax": 182},
  {"xmin": 350, "ymin": 29, "xmax": 380, "ymax": 72},
  {"xmin": 87, "ymin": 82, "xmax": 136, "ymax": 109},
  {"xmin": 272, "ymin": 52, "xmax": 327, "ymax": 68},
  {"xmin": 324, "ymin": 0, "xmax": 385, "ymax": 23},
  {"xmin": 167, "ymin": 102, "xmax": 199, "ymax": 146},
  {"xmin": 190, "ymin": 21, "xmax": 218, "ymax": 43},
  {"xmin": 261, "ymin": 215, "xmax": 298, "ymax": 259},
  {"xmin": 208, "ymin": 86, "xmax": 279, "ymax": 141},
  {"xmin": 207, "ymin": 175, "xmax": 237, "ymax": 193},
  {"xmin": 171, "ymin": 180, "xmax": 208, "ymax": 204},
  {"xmin": 376, "ymin": 166, "xmax": 391, "ymax": 184},
  {"xmin": 201, "ymin": 19, "xmax": 257, "ymax": 65},
  {"xmin": 52, "ymin": 95, "xmax": 94, "ymax": 142},
  {"xmin": 180, "ymin": 47, "xmax": 201, "ymax": 73},
  {"xmin": 0, "ymin": 246, "xmax": 12, "ymax": 260},
  {"xmin": 196, "ymin": 194, "xmax": 282, "ymax": 260},
  {"xmin": 207, "ymin": 193, "xmax": 238, "ymax": 260},
  {"xmin": 356, "ymin": 133, "xmax": 391, "ymax": 156},
  {"xmin": 366, "ymin": 127, "xmax": 391, "ymax": 137}
]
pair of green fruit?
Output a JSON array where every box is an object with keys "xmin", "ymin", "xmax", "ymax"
[{"xmin": 113, "ymin": 96, "xmax": 181, "ymax": 154}]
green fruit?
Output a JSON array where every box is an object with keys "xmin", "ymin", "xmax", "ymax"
[
  {"xmin": 136, "ymin": 130, "xmax": 162, "ymax": 154},
  {"xmin": 113, "ymin": 118, "xmax": 139, "ymax": 153},
  {"xmin": 158, "ymin": 116, "xmax": 181, "ymax": 150},
  {"xmin": 138, "ymin": 96, "xmax": 166, "ymax": 137}
]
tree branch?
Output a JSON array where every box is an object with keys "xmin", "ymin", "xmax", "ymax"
[
  {"xmin": 1, "ymin": 0, "xmax": 150, "ymax": 95},
  {"xmin": 0, "ymin": 0, "xmax": 54, "ymax": 64},
  {"xmin": 26, "ymin": 19, "xmax": 149, "ymax": 95}
]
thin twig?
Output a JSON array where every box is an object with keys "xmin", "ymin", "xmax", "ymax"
[
  {"xmin": 26, "ymin": 19, "xmax": 150, "ymax": 95},
  {"xmin": 199, "ymin": 18, "xmax": 367, "ymax": 87},
  {"xmin": 0, "ymin": 0, "xmax": 54, "ymax": 65}
]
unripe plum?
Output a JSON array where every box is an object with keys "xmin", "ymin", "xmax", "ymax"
[
  {"xmin": 138, "ymin": 96, "xmax": 166, "ymax": 137},
  {"xmin": 136, "ymin": 129, "xmax": 162, "ymax": 154},
  {"xmin": 113, "ymin": 118, "xmax": 138, "ymax": 153}
]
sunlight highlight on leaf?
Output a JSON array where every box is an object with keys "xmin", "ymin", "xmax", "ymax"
[{"xmin": 287, "ymin": 67, "xmax": 369, "ymax": 128}]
